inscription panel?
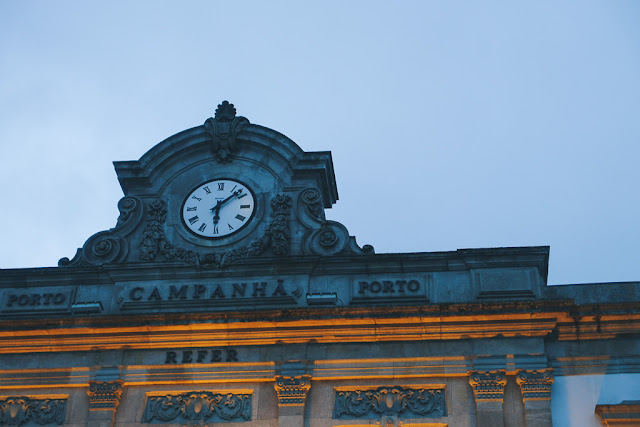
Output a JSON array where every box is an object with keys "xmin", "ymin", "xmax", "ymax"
[
  {"xmin": 1, "ymin": 287, "xmax": 75, "ymax": 315},
  {"xmin": 350, "ymin": 277, "xmax": 429, "ymax": 304}
]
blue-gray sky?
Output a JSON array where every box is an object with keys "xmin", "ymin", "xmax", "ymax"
[{"xmin": 1, "ymin": 1, "xmax": 638, "ymax": 285}]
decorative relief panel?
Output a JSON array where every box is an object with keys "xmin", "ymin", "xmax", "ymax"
[
  {"xmin": 468, "ymin": 371, "xmax": 507, "ymax": 402},
  {"xmin": 333, "ymin": 386, "xmax": 446, "ymax": 420},
  {"xmin": 142, "ymin": 391, "xmax": 252, "ymax": 424},
  {"xmin": 0, "ymin": 395, "xmax": 67, "ymax": 425},
  {"xmin": 516, "ymin": 370, "xmax": 554, "ymax": 401}
]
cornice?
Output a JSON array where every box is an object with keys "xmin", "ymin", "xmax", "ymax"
[{"xmin": 0, "ymin": 246, "xmax": 550, "ymax": 286}]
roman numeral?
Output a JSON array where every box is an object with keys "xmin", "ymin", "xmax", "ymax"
[
  {"xmin": 191, "ymin": 196, "xmax": 202, "ymax": 201},
  {"xmin": 235, "ymin": 214, "xmax": 246, "ymax": 221},
  {"xmin": 198, "ymin": 223, "xmax": 207, "ymax": 232},
  {"xmin": 228, "ymin": 223, "xmax": 234, "ymax": 230},
  {"xmin": 237, "ymin": 193, "xmax": 248, "ymax": 199},
  {"xmin": 240, "ymin": 204, "xmax": 250, "ymax": 209},
  {"xmin": 188, "ymin": 216, "xmax": 199, "ymax": 225},
  {"xmin": 230, "ymin": 185, "xmax": 237, "ymax": 193},
  {"xmin": 217, "ymin": 183, "xmax": 224, "ymax": 191},
  {"xmin": 212, "ymin": 225, "xmax": 219, "ymax": 234},
  {"xmin": 203, "ymin": 186, "xmax": 211, "ymax": 194},
  {"xmin": 186, "ymin": 206, "xmax": 197, "ymax": 211}
]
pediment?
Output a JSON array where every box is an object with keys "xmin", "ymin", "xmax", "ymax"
[{"xmin": 59, "ymin": 101, "xmax": 372, "ymax": 269}]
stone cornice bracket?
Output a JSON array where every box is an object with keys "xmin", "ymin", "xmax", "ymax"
[
  {"xmin": 87, "ymin": 380, "xmax": 124, "ymax": 411},
  {"xmin": 516, "ymin": 370, "xmax": 554, "ymax": 401},
  {"xmin": 469, "ymin": 371, "xmax": 508, "ymax": 402},
  {"xmin": 204, "ymin": 100, "xmax": 250, "ymax": 163},
  {"xmin": 274, "ymin": 375, "xmax": 312, "ymax": 407}
]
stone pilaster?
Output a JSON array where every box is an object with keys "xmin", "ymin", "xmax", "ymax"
[
  {"xmin": 274, "ymin": 375, "xmax": 311, "ymax": 427},
  {"xmin": 516, "ymin": 370, "xmax": 554, "ymax": 427},
  {"xmin": 87, "ymin": 380, "xmax": 124, "ymax": 427},
  {"xmin": 469, "ymin": 371, "xmax": 507, "ymax": 427}
]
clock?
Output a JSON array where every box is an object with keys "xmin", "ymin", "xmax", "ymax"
[{"xmin": 181, "ymin": 179, "xmax": 256, "ymax": 239}]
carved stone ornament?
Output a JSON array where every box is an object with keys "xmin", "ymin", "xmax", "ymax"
[
  {"xmin": 87, "ymin": 380, "xmax": 123, "ymax": 410},
  {"xmin": 297, "ymin": 188, "xmax": 374, "ymax": 256},
  {"xmin": 140, "ymin": 194, "xmax": 291, "ymax": 268},
  {"xmin": 274, "ymin": 376, "xmax": 312, "ymax": 407},
  {"xmin": 516, "ymin": 370, "xmax": 554, "ymax": 401},
  {"xmin": 468, "ymin": 371, "xmax": 507, "ymax": 402},
  {"xmin": 0, "ymin": 396, "xmax": 67, "ymax": 425},
  {"xmin": 333, "ymin": 386, "xmax": 446, "ymax": 419},
  {"xmin": 142, "ymin": 391, "xmax": 252, "ymax": 424},
  {"xmin": 59, "ymin": 196, "xmax": 144, "ymax": 267},
  {"xmin": 204, "ymin": 100, "xmax": 249, "ymax": 163}
]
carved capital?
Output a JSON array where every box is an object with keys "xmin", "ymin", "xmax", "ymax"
[
  {"xmin": 469, "ymin": 371, "xmax": 507, "ymax": 402},
  {"xmin": 516, "ymin": 370, "xmax": 554, "ymax": 401},
  {"xmin": 274, "ymin": 375, "xmax": 312, "ymax": 407},
  {"xmin": 0, "ymin": 396, "xmax": 67, "ymax": 425},
  {"xmin": 87, "ymin": 380, "xmax": 123, "ymax": 411}
]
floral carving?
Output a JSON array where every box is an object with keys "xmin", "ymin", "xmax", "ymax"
[
  {"xmin": 333, "ymin": 386, "xmax": 446, "ymax": 419},
  {"xmin": 0, "ymin": 396, "xmax": 67, "ymax": 425},
  {"xmin": 468, "ymin": 371, "xmax": 507, "ymax": 402},
  {"xmin": 140, "ymin": 195, "xmax": 291, "ymax": 267},
  {"xmin": 516, "ymin": 370, "xmax": 554, "ymax": 401},
  {"xmin": 319, "ymin": 229, "xmax": 338, "ymax": 247},
  {"xmin": 274, "ymin": 376, "xmax": 311, "ymax": 407},
  {"xmin": 142, "ymin": 391, "xmax": 251, "ymax": 423},
  {"xmin": 87, "ymin": 380, "xmax": 123, "ymax": 410}
]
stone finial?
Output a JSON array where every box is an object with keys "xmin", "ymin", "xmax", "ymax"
[
  {"xmin": 273, "ymin": 375, "xmax": 311, "ymax": 407},
  {"xmin": 204, "ymin": 100, "xmax": 249, "ymax": 163},
  {"xmin": 516, "ymin": 370, "xmax": 554, "ymax": 401},
  {"xmin": 87, "ymin": 380, "xmax": 124, "ymax": 410},
  {"xmin": 468, "ymin": 371, "xmax": 507, "ymax": 402}
]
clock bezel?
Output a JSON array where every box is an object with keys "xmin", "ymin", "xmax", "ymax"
[{"xmin": 180, "ymin": 178, "xmax": 257, "ymax": 240}]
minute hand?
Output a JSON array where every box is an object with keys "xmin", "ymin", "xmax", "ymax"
[{"xmin": 211, "ymin": 189, "xmax": 243, "ymax": 223}]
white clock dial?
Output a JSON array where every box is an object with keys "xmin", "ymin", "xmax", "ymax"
[{"xmin": 181, "ymin": 179, "xmax": 256, "ymax": 239}]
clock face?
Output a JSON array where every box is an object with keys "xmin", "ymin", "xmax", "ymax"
[{"xmin": 181, "ymin": 179, "xmax": 256, "ymax": 239}]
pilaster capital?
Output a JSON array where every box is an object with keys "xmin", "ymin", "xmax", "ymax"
[
  {"xmin": 87, "ymin": 380, "xmax": 124, "ymax": 411},
  {"xmin": 273, "ymin": 375, "xmax": 312, "ymax": 407},
  {"xmin": 468, "ymin": 371, "xmax": 507, "ymax": 402},
  {"xmin": 516, "ymin": 369, "xmax": 554, "ymax": 401}
]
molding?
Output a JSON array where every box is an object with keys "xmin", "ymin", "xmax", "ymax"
[
  {"xmin": 87, "ymin": 380, "xmax": 123, "ymax": 411},
  {"xmin": 0, "ymin": 395, "xmax": 67, "ymax": 425},
  {"xmin": 273, "ymin": 375, "xmax": 311, "ymax": 407},
  {"xmin": 595, "ymin": 400, "xmax": 640, "ymax": 426},
  {"xmin": 515, "ymin": 370, "xmax": 554, "ymax": 401},
  {"xmin": 468, "ymin": 371, "xmax": 507, "ymax": 402},
  {"xmin": 142, "ymin": 390, "xmax": 252, "ymax": 424},
  {"xmin": 0, "ymin": 312, "xmax": 559, "ymax": 354},
  {"xmin": 333, "ymin": 386, "xmax": 446, "ymax": 419}
]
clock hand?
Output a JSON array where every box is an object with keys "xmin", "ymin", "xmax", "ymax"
[{"xmin": 210, "ymin": 189, "xmax": 243, "ymax": 222}]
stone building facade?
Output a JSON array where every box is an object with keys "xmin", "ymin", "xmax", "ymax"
[{"xmin": 1, "ymin": 102, "xmax": 639, "ymax": 426}]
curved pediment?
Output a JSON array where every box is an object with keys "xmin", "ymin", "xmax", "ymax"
[{"xmin": 59, "ymin": 101, "xmax": 372, "ymax": 269}]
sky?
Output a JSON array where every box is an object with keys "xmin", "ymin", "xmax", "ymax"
[{"xmin": 0, "ymin": 1, "xmax": 638, "ymax": 285}]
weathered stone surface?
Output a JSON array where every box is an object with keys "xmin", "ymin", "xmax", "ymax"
[{"xmin": 1, "ymin": 102, "xmax": 639, "ymax": 427}]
